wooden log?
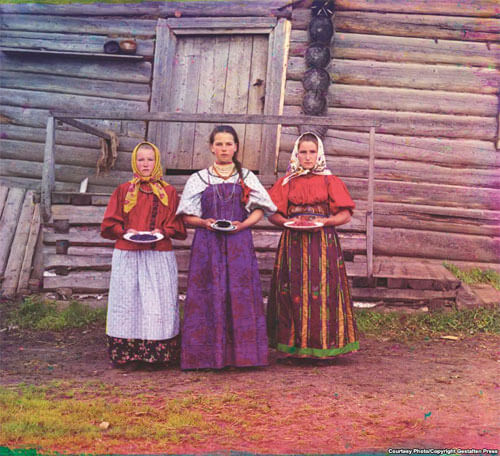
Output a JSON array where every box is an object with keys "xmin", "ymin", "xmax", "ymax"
[
  {"xmin": 0, "ymin": 30, "xmax": 154, "ymax": 56},
  {"xmin": 0, "ymin": 53, "xmax": 152, "ymax": 83},
  {"xmin": 0, "ymin": 139, "xmax": 133, "ymax": 172},
  {"xmin": 366, "ymin": 127, "xmax": 374, "ymax": 281},
  {"xmin": 286, "ymin": 80, "xmax": 498, "ymax": 117},
  {"xmin": 0, "ymin": 175, "xmax": 114, "ymax": 194},
  {"xmin": 43, "ymin": 270, "xmax": 111, "ymax": 292},
  {"xmin": 2, "ymin": 190, "xmax": 35, "ymax": 296},
  {"xmin": 280, "ymin": 127, "xmax": 499, "ymax": 168},
  {"xmin": 352, "ymin": 287, "xmax": 457, "ymax": 302},
  {"xmin": 45, "ymin": 253, "xmax": 112, "ymax": 270},
  {"xmin": 0, "ymin": 14, "xmax": 157, "ymax": 36},
  {"xmin": 373, "ymin": 202, "xmax": 500, "ymax": 237},
  {"xmin": 2, "ymin": 158, "xmax": 132, "ymax": 190},
  {"xmin": 278, "ymin": 151, "xmax": 500, "ymax": 188},
  {"xmin": 0, "ymin": 70, "xmax": 151, "ymax": 102},
  {"xmin": 0, "ymin": 185, "xmax": 9, "ymax": 219},
  {"xmin": 334, "ymin": 11, "xmax": 500, "ymax": 42},
  {"xmin": 287, "ymin": 57, "xmax": 500, "ymax": 95},
  {"xmin": 282, "ymin": 104, "xmax": 497, "ymax": 141},
  {"xmin": 333, "ymin": 0, "xmax": 500, "ymax": 17},
  {"xmin": 40, "ymin": 117, "xmax": 55, "ymax": 222},
  {"xmin": 0, "ymin": 187, "xmax": 25, "ymax": 277},
  {"xmin": 0, "ymin": 105, "xmax": 146, "ymax": 137},
  {"xmin": 0, "ymin": 124, "xmax": 139, "ymax": 150},
  {"xmin": 0, "ymin": 1, "xmax": 292, "ymax": 16},
  {"xmin": 0, "ymin": 88, "xmax": 149, "ymax": 113},
  {"xmin": 374, "ymin": 227, "xmax": 500, "ymax": 263}
]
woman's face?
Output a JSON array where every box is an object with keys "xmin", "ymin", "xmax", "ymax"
[
  {"xmin": 297, "ymin": 140, "xmax": 318, "ymax": 170},
  {"xmin": 211, "ymin": 132, "xmax": 237, "ymax": 165},
  {"xmin": 136, "ymin": 146, "xmax": 156, "ymax": 177}
]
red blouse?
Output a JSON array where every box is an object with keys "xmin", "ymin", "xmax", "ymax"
[
  {"xmin": 101, "ymin": 181, "xmax": 187, "ymax": 251},
  {"xmin": 269, "ymin": 174, "xmax": 355, "ymax": 217}
]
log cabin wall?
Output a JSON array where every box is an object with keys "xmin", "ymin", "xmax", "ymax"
[
  {"xmin": 0, "ymin": 1, "xmax": 291, "ymax": 193},
  {"xmin": 282, "ymin": 0, "xmax": 500, "ymax": 265}
]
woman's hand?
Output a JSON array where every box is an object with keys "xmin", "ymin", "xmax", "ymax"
[
  {"xmin": 203, "ymin": 218, "xmax": 217, "ymax": 231},
  {"xmin": 126, "ymin": 228, "xmax": 139, "ymax": 235},
  {"xmin": 230, "ymin": 220, "xmax": 246, "ymax": 233},
  {"xmin": 151, "ymin": 229, "xmax": 162, "ymax": 235}
]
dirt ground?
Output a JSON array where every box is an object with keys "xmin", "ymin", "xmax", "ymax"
[{"xmin": 1, "ymin": 324, "xmax": 499, "ymax": 454}]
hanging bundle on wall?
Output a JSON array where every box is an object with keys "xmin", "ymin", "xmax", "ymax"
[
  {"xmin": 311, "ymin": 0, "xmax": 335, "ymax": 17},
  {"xmin": 309, "ymin": 16, "xmax": 334, "ymax": 44},
  {"xmin": 305, "ymin": 42, "xmax": 331, "ymax": 68}
]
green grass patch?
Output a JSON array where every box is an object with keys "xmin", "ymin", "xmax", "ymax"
[
  {"xmin": 444, "ymin": 262, "xmax": 500, "ymax": 290},
  {"xmin": 5, "ymin": 296, "xmax": 106, "ymax": 331},
  {"xmin": 355, "ymin": 307, "xmax": 500, "ymax": 340},
  {"xmin": 0, "ymin": 382, "xmax": 273, "ymax": 452}
]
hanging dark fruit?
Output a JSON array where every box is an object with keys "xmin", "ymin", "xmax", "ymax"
[
  {"xmin": 302, "ymin": 90, "xmax": 327, "ymax": 115},
  {"xmin": 303, "ymin": 68, "xmax": 330, "ymax": 92},
  {"xmin": 309, "ymin": 16, "xmax": 334, "ymax": 44},
  {"xmin": 305, "ymin": 42, "xmax": 331, "ymax": 68},
  {"xmin": 311, "ymin": 0, "xmax": 335, "ymax": 17}
]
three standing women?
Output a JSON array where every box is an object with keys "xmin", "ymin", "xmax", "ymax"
[
  {"xmin": 177, "ymin": 125, "xmax": 277, "ymax": 370},
  {"xmin": 267, "ymin": 132, "xmax": 359, "ymax": 359}
]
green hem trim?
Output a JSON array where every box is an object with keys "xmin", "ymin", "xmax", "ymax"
[{"xmin": 276, "ymin": 341, "xmax": 359, "ymax": 357}]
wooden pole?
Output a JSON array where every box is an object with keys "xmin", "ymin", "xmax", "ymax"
[
  {"xmin": 366, "ymin": 127, "xmax": 375, "ymax": 284},
  {"xmin": 41, "ymin": 116, "xmax": 55, "ymax": 222}
]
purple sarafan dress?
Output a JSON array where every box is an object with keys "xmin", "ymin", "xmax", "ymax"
[{"xmin": 178, "ymin": 170, "xmax": 275, "ymax": 370}]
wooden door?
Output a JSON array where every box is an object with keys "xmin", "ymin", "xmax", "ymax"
[
  {"xmin": 165, "ymin": 34, "xmax": 267, "ymax": 171},
  {"xmin": 149, "ymin": 18, "xmax": 290, "ymax": 175}
]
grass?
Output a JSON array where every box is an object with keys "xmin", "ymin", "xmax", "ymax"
[
  {"xmin": 355, "ymin": 307, "xmax": 500, "ymax": 340},
  {"xmin": 4, "ymin": 295, "xmax": 106, "ymax": 331},
  {"xmin": 0, "ymin": 382, "xmax": 273, "ymax": 453},
  {"xmin": 444, "ymin": 262, "xmax": 500, "ymax": 290}
]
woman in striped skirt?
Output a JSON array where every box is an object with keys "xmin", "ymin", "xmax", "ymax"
[{"xmin": 267, "ymin": 132, "xmax": 359, "ymax": 359}]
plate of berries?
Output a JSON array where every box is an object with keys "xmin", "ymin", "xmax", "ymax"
[{"xmin": 123, "ymin": 231, "xmax": 164, "ymax": 243}]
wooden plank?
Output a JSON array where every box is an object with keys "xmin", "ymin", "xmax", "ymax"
[
  {"xmin": 0, "ymin": 70, "xmax": 151, "ymax": 102},
  {"xmin": 166, "ymin": 17, "xmax": 276, "ymax": 32},
  {"xmin": 0, "ymin": 14, "xmax": 157, "ymax": 36},
  {"xmin": 148, "ymin": 18, "xmax": 177, "ymax": 166},
  {"xmin": 0, "ymin": 176, "xmax": 114, "ymax": 194},
  {"xmin": 0, "ymin": 1, "xmax": 292, "ymax": 17},
  {"xmin": 2, "ymin": 190, "xmax": 36, "ymax": 296},
  {"xmin": 0, "ymin": 47, "xmax": 145, "ymax": 60},
  {"xmin": 17, "ymin": 203, "xmax": 41, "ymax": 293},
  {"xmin": 334, "ymin": 0, "xmax": 500, "ymax": 17},
  {"xmin": 285, "ymin": 81, "xmax": 499, "ymax": 117},
  {"xmin": 366, "ymin": 127, "xmax": 375, "ymax": 281},
  {"xmin": 277, "ymin": 151, "xmax": 500, "ymax": 188},
  {"xmin": 0, "ymin": 185, "xmax": 9, "ymax": 219},
  {"xmin": 41, "ymin": 116, "xmax": 55, "ymax": 222},
  {"xmin": 0, "ymin": 187, "xmax": 26, "ymax": 277},
  {"xmin": 178, "ymin": 37, "xmax": 203, "ymax": 169},
  {"xmin": 0, "ymin": 53, "xmax": 152, "ymax": 83},
  {"xmin": 283, "ymin": 105, "xmax": 497, "ymax": 141},
  {"xmin": 280, "ymin": 128, "xmax": 499, "ymax": 169},
  {"xmin": 223, "ymin": 35, "xmax": 254, "ymax": 165},
  {"xmin": 0, "ymin": 30, "xmax": 154, "ymax": 56},
  {"xmin": 374, "ymin": 227, "xmax": 500, "ymax": 264},
  {"xmin": 191, "ymin": 36, "xmax": 229, "ymax": 169},
  {"xmin": 287, "ymin": 57, "xmax": 500, "ymax": 95},
  {"xmin": 261, "ymin": 18, "xmax": 291, "ymax": 176},
  {"xmin": 43, "ymin": 270, "xmax": 111, "ymax": 292},
  {"xmin": 334, "ymin": 11, "xmax": 500, "ymax": 42},
  {"xmin": 243, "ymin": 35, "xmax": 268, "ymax": 170},
  {"xmin": 352, "ymin": 287, "xmax": 457, "ymax": 302},
  {"xmin": 45, "ymin": 253, "xmax": 112, "ymax": 270},
  {"xmin": 0, "ymin": 88, "xmax": 149, "ymax": 113}
]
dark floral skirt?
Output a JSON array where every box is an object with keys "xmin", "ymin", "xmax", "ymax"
[{"xmin": 107, "ymin": 335, "xmax": 180, "ymax": 365}]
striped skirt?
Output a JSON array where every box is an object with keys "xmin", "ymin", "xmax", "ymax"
[{"xmin": 267, "ymin": 226, "xmax": 359, "ymax": 358}]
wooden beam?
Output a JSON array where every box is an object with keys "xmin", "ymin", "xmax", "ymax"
[
  {"xmin": 366, "ymin": 127, "xmax": 375, "ymax": 282},
  {"xmin": 54, "ymin": 118, "xmax": 112, "ymax": 141},
  {"xmin": 41, "ymin": 116, "xmax": 55, "ymax": 222},
  {"xmin": 51, "ymin": 111, "xmax": 378, "ymax": 130},
  {"xmin": 0, "ymin": 187, "xmax": 25, "ymax": 278}
]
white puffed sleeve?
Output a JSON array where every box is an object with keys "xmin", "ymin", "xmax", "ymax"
[
  {"xmin": 176, "ymin": 172, "xmax": 208, "ymax": 217},
  {"xmin": 243, "ymin": 170, "xmax": 277, "ymax": 216}
]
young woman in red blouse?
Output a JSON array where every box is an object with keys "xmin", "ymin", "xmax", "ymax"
[
  {"xmin": 101, "ymin": 141, "xmax": 186, "ymax": 369},
  {"xmin": 267, "ymin": 132, "xmax": 359, "ymax": 360}
]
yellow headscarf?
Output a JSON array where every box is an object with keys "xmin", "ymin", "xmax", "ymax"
[{"xmin": 123, "ymin": 141, "xmax": 169, "ymax": 213}]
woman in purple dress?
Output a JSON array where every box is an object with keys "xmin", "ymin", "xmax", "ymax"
[{"xmin": 177, "ymin": 125, "xmax": 276, "ymax": 370}]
